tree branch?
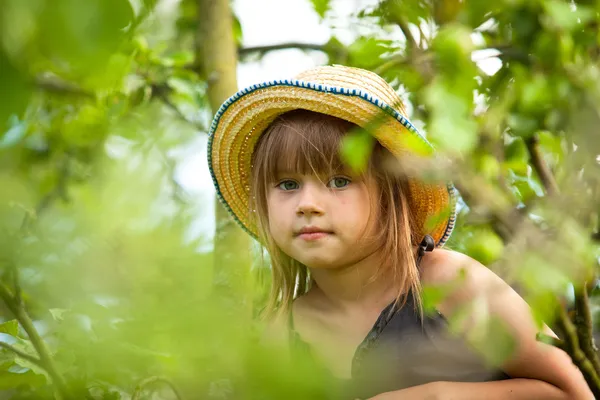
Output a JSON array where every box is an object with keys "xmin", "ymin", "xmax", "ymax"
[
  {"xmin": 13, "ymin": 155, "xmax": 70, "ymax": 308},
  {"xmin": 126, "ymin": 0, "xmax": 158, "ymax": 37},
  {"xmin": 150, "ymin": 83, "xmax": 204, "ymax": 130},
  {"xmin": 0, "ymin": 284, "xmax": 72, "ymax": 399},
  {"xmin": 573, "ymin": 283, "xmax": 600, "ymax": 371},
  {"xmin": 374, "ymin": 51, "xmax": 434, "ymax": 78},
  {"xmin": 0, "ymin": 157, "xmax": 74, "ymax": 398},
  {"xmin": 554, "ymin": 304, "xmax": 600, "ymax": 398},
  {"xmin": 417, "ymin": 23, "xmax": 427, "ymax": 48},
  {"xmin": 239, "ymin": 42, "xmax": 326, "ymax": 57},
  {"xmin": 525, "ymin": 134, "xmax": 559, "ymax": 196},
  {"xmin": 26, "ymin": 154, "xmax": 71, "ymax": 228},
  {"xmin": 132, "ymin": 376, "xmax": 183, "ymax": 400},
  {"xmin": 536, "ymin": 333, "xmax": 566, "ymax": 351},
  {"xmin": 0, "ymin": 341, "xmax": 43, "ymax": 366},
  {"xmin": 396, "ymin": 18, "xmax": 418, "ymax": 50},
  {"xmin": 452, "ymin": 181, "xmax": 518, "ymax": 242},
  {"xmin": 34, "ymin": 76, "xmax": 95, "ymax": 99}
]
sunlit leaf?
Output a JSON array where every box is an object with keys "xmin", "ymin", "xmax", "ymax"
[
  {"xmin": 340, "ymin": 128, "xmax": 374, "ymax": 173},
  {"xmin": 542, "ymin": 1, "xmax": 594, "ymax": 31},
  {"xmin": 347, "ymin": 36, "xmax": 393, "ymax": 69},
  {"xmin": 11, "ymin": 340, "xmax": 49, "ymax": 381},
  {"xmin": 424, "ymin": 80, "xmax": 478, "ymax": 153},
  {"xmin": 0, "ymin": 370, "xmax": 46, "ymax": 390},
  {"xmin": 0, "ymin": 50, "xmax": 31, "ymax": 124},
  {"xmin": 463, "ymin": 228, "xmax": 504, "ymax": 265},
  {"xmin": 476, "ymin": 317, "xmax": 517, "ymax": 367},
  {"xmin": 0, "ymin": 117, "xmax": 27, "ymax": 149},
  {"xmin": 49, "ymin": 308, "xmax": 68, "ymax": 322},
  {"xmin": 0, "ymin": 320, "xmax": 18, "ymax": 337},
  {"xmin": 310, "ymin": 0, "xmax": 331, "ymax": 19}
]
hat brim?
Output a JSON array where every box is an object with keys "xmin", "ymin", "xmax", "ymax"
[{"xmin": 208, "ymin": 79, "xmax": 457, "ymax": 247}]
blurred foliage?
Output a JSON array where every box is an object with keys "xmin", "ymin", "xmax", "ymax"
[{"xmin": 1, "ymin": 0, "xmax": 600, "ymax": 398}]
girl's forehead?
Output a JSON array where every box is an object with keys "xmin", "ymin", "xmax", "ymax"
[{"xmin": 273, "ymin": 165, "xmax": 367, "ymax": 180}]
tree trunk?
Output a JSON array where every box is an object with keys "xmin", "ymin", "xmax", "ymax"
[{"xmin": 196, "ymin": 0, "xmax": 252, "ymax": 303}]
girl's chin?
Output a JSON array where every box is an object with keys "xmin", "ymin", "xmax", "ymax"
[{"xmin": 298, "ymin": 258, "xmax": 345, "ymax": 270}]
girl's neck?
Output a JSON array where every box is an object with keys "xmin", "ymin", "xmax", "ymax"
[{"xmin": 305, "ymin": 250, "xmax": 397, "ymax": 314}]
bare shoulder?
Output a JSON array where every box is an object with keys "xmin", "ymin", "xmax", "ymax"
[
  {"xmin": 259, "ymin": 309, "xmax": 290, "ymax": 348},
  {"xmin": 420, "ymin": 249, "xmax": 593, "ymax": 398},
  {"xmin": 420, "ymin": 248, "xmax": 496, "ymax": 290},
  {"xmin": 260, "ymin": 295, "xmax": 315, "ymax": 347},
  {"xmin": 419, "ymin": 248, "xmax": 513, "ymax": 317}
]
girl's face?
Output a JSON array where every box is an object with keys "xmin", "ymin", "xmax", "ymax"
[{"xmin": 266, "ymin": 170, "xmax": 380, "ymax": 269}]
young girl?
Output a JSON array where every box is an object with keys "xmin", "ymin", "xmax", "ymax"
[{"xmin": 207, "ymin": 65, "xmax": 592, "ymax": 399}]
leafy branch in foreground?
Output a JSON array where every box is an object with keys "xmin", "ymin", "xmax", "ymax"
[
  {"xmin": 131, "ymin": 376, "xmax": 184, "ymax": 400},
  {"xmin": 0, "ymin": 283, "xmax": 72, "ymax": 399},
  {"xmin": 0, "ymin": 161, "xmax": 73, "ymax": 399}
]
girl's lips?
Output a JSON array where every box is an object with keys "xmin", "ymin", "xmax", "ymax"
[{"xmin": 298, "ymin": 232, "xmax": 330, "ymax": 241}]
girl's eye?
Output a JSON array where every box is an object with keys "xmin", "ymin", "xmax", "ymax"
[
  {"xmin": 277, "ymin": 180, "xmax": 299, "ymax": 191},
  {"xmin": 328, "ymin": 177, "xmax": 350, "ymax": 189}
]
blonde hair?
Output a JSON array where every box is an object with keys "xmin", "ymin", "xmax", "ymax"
[{"xmin": 249, "ymin": 110, "xmax": 423, "ymax": 320}]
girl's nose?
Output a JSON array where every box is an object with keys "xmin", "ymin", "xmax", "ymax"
[{"xmin": 296, "ymin": 184, "xmax": 325, "ymax": 216}]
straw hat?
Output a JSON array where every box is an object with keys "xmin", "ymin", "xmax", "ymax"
[{"xmin": 207, "ymin": 65, "xmax": 457, "ymax": 247}]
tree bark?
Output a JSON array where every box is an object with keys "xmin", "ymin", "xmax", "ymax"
[{"xmin": 196, "ymin": 0, "xmax": 252, "ymax": 303}]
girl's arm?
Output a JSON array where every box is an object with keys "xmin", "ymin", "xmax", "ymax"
[
  {"xmin": 368, "ymin": 378, "xmax": 583, "ymax": 400},
  {"xmin": 371, "ymin": 249, "xmax": 593, "ymax": 400}
]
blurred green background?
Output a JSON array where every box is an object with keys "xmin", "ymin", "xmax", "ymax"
[{"xmin": 1, "ymin": 0, "xmax": 600, "ymax": 398}]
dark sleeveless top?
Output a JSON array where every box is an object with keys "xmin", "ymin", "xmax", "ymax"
[{"xmin": 288, "ymin": 281, "xmax": 510, "ymax": 399}]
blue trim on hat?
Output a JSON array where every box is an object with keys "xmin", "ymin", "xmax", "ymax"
[{"xmin": 207, "ymin": 79, "xmax": 458, "ymax": 247}]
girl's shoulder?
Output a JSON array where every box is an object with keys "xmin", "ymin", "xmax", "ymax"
[
  {"xmin": 259, "ymin": 309, "xmax": 291, "ymax": 349},
  {"xmin": 420, "ymin": 248, "xmax": 493, "ymax": 290},
  {"xmin": 419, "ymin": 248, "xmax": 509, "ymax": 315},
  {"xmin": 419, "ymin": 250, "xmax": 592, "ymax": 398}
]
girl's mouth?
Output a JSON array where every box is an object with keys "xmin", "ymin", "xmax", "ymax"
[
  {"xmin": 298, "ymin": 232, "xmax": 330, "ymax": 241},
  {"xmin": 295, "ymin": 226, "xmax": 333, "ymax": 241}
]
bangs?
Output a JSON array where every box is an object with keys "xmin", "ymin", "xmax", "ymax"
[{"xmin": 253, "ymin": 110, "xmax": 356, "ymax": 183}]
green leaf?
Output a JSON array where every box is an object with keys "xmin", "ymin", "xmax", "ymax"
[
  {"xmin": 347, "ymin": 36, "xmax": 393, "ymax": 69},
  {"xmin": 37, "ymin": 0, "xmax": 134, "ymax": 72},
  {"xmin": 421, "ymin": 285, "xmax": 452, "ymax": 314},
  {"xmin": 504, "ymin": 138, "xmax": 530, "ymax": 176},
  {"xmin": 323, "ymin": 37, "xmax": 348, "ymax": 64},
  {"xmin": 339, "ymin": 128, "xmax": 374, "ymax": 173},
  {"xmin": 11, "ymin": 340, "xmax": 49, "ymax": 381},
  {"xmin": 422, "ymin": 270, "xmax": 466, "ymax": 314},
  {"xmin": 0, "ymin": 117, "xmax": 27, "ymax": 149},
  {"xmin": 463, "ymin": 228, "xmax": 505, "ymax": 265},
  {"xmin": 432, "ymin": 24, "xmax": 476, "ymax": 80},
  {"xmin": 233, "ymin": 13, "xmax": 244, "ymax": 46},
  {"xmin": 519, "ymin": 74, "xmax": 551, "ymax": 113},
  {"xmin": 0, "ymin": 320, "xmax": 18, "ymax": 337},
  {"xmin": 161, "ymin": 51, "xmax": 194, "ymax": 68},
  {"xmin": 507, "ymin": 114, "xmax": 539, "ymax": 138},
  {"xmin": 476, "ymin": 154, "xmax": 501, "ymax": 180},
  {"xmin": 0, "ymin": 370, "xmax": 46, "ymax": 390},
  {"xmin": 477, "ymin": 317, "xmax": 518, "ymax": 366},
  {"xmin": 310, "ymin": 0, "xmax": 331, "ymax": 19},
  {"xmin": 424, "ymin": 80, "xmax": 478, "ymax": 153},
  {"xmin": 504, "ymin": 137, "xmax": 528, "ymax": 162},
  {"xmin": 538, "ymin": 131, "xmax": 564, "ymax": 165},
  {"xmin": 543, "ymin": 1, "xmax": 594, "ymax": 31},
  {"xmin": 528, "ymin": 292, "xmax": 560, "ymax": 329},
  {"xmin": 508, "ymin": 170, "xmax": 544, "ymax": 203},
  {"xmin": 167, "ymin": 77, "xmax": 199, "ymax": 104},
  {"xmin": 0, "ymin": 50, "xmax": 31, "ymax": 124},
  {"xmin": 49, "ymin": 308, "xmax": 68, "ymax": 322}
]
